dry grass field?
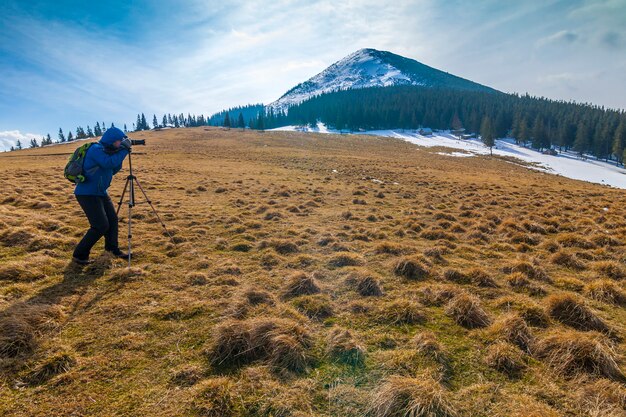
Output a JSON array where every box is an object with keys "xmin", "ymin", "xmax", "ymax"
[{"xmin": 1, "ymin": 126, "xmax": 626, "ymax": 416}]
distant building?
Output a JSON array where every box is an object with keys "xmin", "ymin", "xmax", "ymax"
[{"xmin": 419, "ymin": 127, "xmax": 433, "ymax": 136}]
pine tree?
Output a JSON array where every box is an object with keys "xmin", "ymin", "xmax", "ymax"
[
  {"xmin": 573, "ymin": 122, "xmax": 588, "ymax": 157},
  {"xmin": 531, "ymin": 116, "xmax": 545, "ymax": 150},
  {"xmin": 162, "ymin": 115, "xmax": 168, "ymax": 127},
  {"xmin": 518, "ymin": 118, "xmax": 530, "ymax": 145},
  {"xmin": 46, "ymin": 133, "xmax": 52, "ymax": 145},
  {"xmin": 613, "ymin": 119, "xmax": 626, "ymax": 165},
  {"xmin": 153, "ymin": 114, "xmax": 158, "ymax": 129},
  {"xmin": 223, "ymin": 113, "xmax": 231, "ymax": 128},
  {"xmin": 76, "ymin": 126, "xmax": 86, "ymax": 139},
  {"xmin": 135, "ymin": 114, "xmax": 142, "ymax": 131},
  {"xmin": 451, "ymin": 112, "xmax": 463, "ymax": 131},
  {"xmin": 480, "ymin": 116, "xmax": 495, "ymax": 155},
  {"xmin": 29, "ymin": 138, "xmax": 39, "ymax": 148},
  {"xmin": 68, "ymin": 131, "xmax": 74, "ymax": 141},
  {"xmin": 256, "ymin": 113, "xmax": 265, "ymax": 130},
  {"xmin": 123, "ymin": 124, "xmax": 128, "ymax": 133},
  {"xmin": 16, "ymin": 140, "xmax": 22, "ymax": 150},
  {"xmin": 58, "ymin": 128, "xmax": 66, "ymax": 143},
  {"xmin": 237, "ymin": 112, "xmax": 245, "ymax": 129},
  {"xmin": 94, "ymin": 122, "xmax": 102, "ymax": 137}
]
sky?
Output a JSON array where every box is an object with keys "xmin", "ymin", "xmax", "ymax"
[{"xmin": 1, "ymin": 0, "xmax": 625, "ymax": 150}]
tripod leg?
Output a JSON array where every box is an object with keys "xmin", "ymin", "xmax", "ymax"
[
  {"xmin": 116, "ymin": 177, "xmax": 130, "ymax": 217},
  {"xmin": 126, "ymin": 175, "xmax": 135, "ymax": 268},
  {"xmin": 133, "ymin": 177, "xmax": 177, "ymax": 244},
  {"xmin": 127, "ymin": 195, "xmax": 132, "ymax": 268}
]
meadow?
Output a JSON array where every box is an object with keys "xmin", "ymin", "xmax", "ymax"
[{"xmin": 1, "ymin": 127, "xmax": 626, "ymax": 416}]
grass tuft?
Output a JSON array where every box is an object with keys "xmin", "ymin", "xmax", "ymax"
[
  {"xmin": 392, "ymin": 257, "xmax": 430, "ymax": 280},
  {"xmin": 327, "ymin": 327, "xmax": 366, "ymax": 366},
  {"xmin": 534, "ymin": 330, "xmax": 624, "ymax": 380},
  {"xmin": 369, "ymin": 374, "xmax": 457, "ymax": 417},
  {"xmin": 445, "ymin": 293, "xmax": 491, "ymax": 328},
  {"xmin": 282, "ymin": 272, "xmax": 321, "ymax": 298},
  {"xmin": 545, "ymin": 293, "xmax": 609, "ymax": 333},
  {"xmin": 206, "ymin": 317, "xmax": 313, "ymax": 373}
]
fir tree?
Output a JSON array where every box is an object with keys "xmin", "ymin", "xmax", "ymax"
[
  {"xmin": 153, "ymin": 114, "xmax": 158, "ymax": 129},
  {"xmin": 16, "ymin": 140, "xmax": 22, "ymax": 150},
  {"xmin": 76, "ymin": 126, "xmax": 87, "ymax": 139},
  {"xmin": 29, "ymin": 138, "xmax": 39, "ymax": 148},
  {"xmin": 94, "ymin": 122, "xmax": 102, "ymax": 137},
  {"xmin": 223, "ymin": 113, "xmax": 231, "ymax": 128},
  {"xmin": 256, "ymin": 113, "xmax": 265, "ymax": 130},
  {"xmin": 162, "ymin": 115, "xmax": 168, "ymax": 127},
  {"xmin": 612, "ymin": 119, "xmax": 626, "ymax": 165},
  {"xmin": 573, "ymin": 122, "xmax": 588, "ymax": 157},
  {"xmin": 68, "ymin": 131, "xmax": 74, "ymax": 141},
  {"xmin": 531, "ymin": 116, "xmax": 545, "ymax": 150},
  {"xmin": 237, "ymin": 112, "xmax": 245, "ymax": 129},
  {"xmin": 58, "ymin": 128, "xmax": 66, "ymax": 143},
  {"xmin": 451, "ymin": 112, "xmax": 463, "ymax": 131},
  {"xmin": 480, "ymin": 116, "xmax": 495, "ymax": 155},
  {"xmin": 123, "ymin": 124, "xmax": 128, "ymax": 133}
]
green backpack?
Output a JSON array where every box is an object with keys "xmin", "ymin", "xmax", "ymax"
[{"xmin": 64, "ymin": 142, "xmax": 94, "ymax": 183}]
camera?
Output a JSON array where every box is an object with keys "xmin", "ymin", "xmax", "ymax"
[{"xmin": 131, "ymin": 139, "xmax": 146, "ymax": 146}]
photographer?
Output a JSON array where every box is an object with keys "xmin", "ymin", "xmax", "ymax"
[{"xmin": 72, "ymin": 127, "xmax": 132, "ymax": 265}]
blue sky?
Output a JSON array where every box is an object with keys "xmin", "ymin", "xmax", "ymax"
[{"xmin": 1, "ymin": 0, "xmax": 625, "ymax": 150}]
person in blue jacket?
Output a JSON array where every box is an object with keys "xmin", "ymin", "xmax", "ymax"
[{"xmin": 72, "ymin": 127, "xmax": 132, "ymax": 264}]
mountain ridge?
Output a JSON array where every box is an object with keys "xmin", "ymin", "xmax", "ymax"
[{"xmin": 268, "ymin": 48, "xmax": 497, "ymax": 111}]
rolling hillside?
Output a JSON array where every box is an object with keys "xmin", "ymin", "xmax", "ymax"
[{"xmin": 1, "ymin": 127, "xmax": 626, "ymax": 416}]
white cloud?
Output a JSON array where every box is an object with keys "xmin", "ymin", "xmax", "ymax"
[
  {"xmin": 537, "ymin": 30, "xmax": 580, "ymax": 47},
  {"xmin": 0, "ymin": 130, "xmax": 42, "ymax": 151}
]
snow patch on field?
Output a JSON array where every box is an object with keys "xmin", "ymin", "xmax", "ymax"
[{"xmin": 271, "ymin": 124, "xmax": 626, "ymax": 189}]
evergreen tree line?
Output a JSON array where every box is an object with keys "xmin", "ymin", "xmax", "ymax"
[
  {"xmin": 207, "ymin": 104, "xmax": 266, "ymax": 129},
  {"xmin": 136, "ymin": 112, "xmax": 212, "ymax": 130},
  {"xmin": 9, "ymin": 121, "xmax": 124, "ymax": 151},
  {"xmin": 9, "ymin": 111, "xmax": 215, "ymax": 151},
  {"xmin": 279, "ymin": 86, "xmax": 626, "ymax": 164}
]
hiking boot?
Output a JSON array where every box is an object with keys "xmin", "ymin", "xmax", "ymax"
[
  {"xmin": 72, "ymin": 256, "xmax": 94, "ymax": 265},
  {"xmin": 107, "ymin": 249, "xmax": 132, "ymax": 259}
]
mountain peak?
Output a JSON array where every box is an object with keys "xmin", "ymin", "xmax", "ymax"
[{"xmin": 268, "ymin": 49, "xmax": 496, "ymax": 111}]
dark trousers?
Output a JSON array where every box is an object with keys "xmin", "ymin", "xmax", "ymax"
[{"xmin": 73, "ymin": 195, "xmax": 119, "ymax": 259}]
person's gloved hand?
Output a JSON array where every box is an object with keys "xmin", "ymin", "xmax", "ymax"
[{"xmin": 120, "ymin": 137, "xmax": 132, "ymax": 151}]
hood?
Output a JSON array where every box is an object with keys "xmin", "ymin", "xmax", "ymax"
[{"xmin": 100, "ymin": 127, "xmax": 126, "ymax": 146}]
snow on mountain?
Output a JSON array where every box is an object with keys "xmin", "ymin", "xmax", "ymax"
[
  {"xmin": 271, "ymin": 123, "xmax": 626, "ymax": 189},
  {"xmin": 268, "ymin": 48, "xmax": 496, "ymax": 111}
]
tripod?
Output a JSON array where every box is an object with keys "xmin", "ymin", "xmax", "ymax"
[{"xmin": 116, "ymin": 152, "xmax": 175, "ymax": 267}]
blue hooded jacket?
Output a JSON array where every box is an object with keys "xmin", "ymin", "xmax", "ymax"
[{"xmin": 74, "ymin": 127, "xmax": 130, "ymax": 197}]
